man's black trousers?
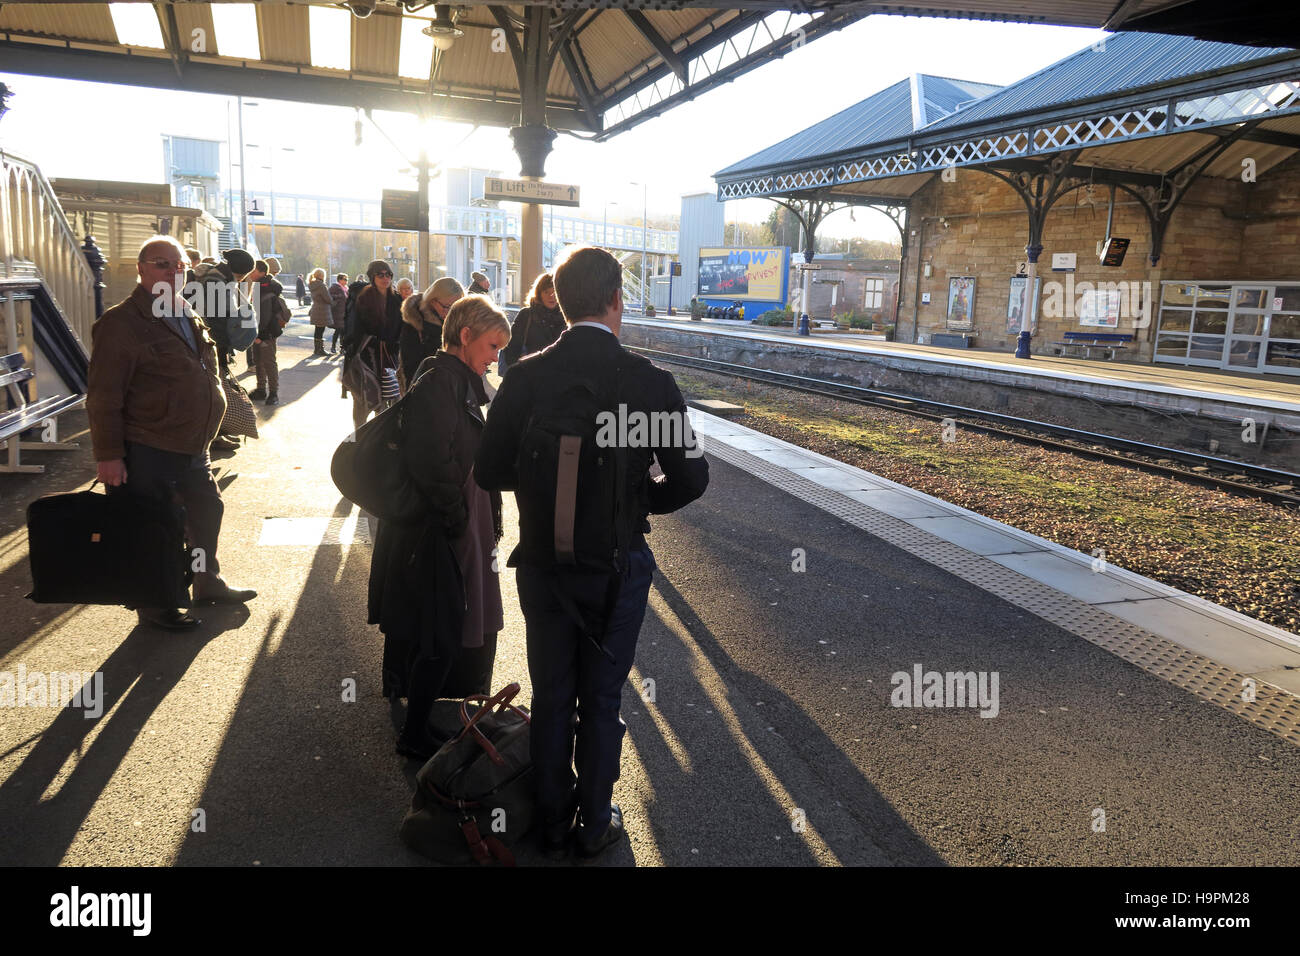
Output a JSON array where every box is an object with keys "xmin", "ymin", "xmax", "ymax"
[
  {"xmin": 109, "ymin": 441, "xmax": 224, "ymax": 583},
  {"xmin": 518, "ymin": 547, "xmax": 655, "ymax": 835}
]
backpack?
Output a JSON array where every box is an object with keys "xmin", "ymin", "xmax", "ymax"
[
  {"xmin": 513, "ymin": 362, "xmax": 633, "ymax": 574},
  {"xmin": 399, "ymin": 683, "xmax": 534, "ymax": 866},
  {"xmin": 329, "ymin": 383, "xmax": 427, "ymax": 523},
  {"xmin": 188, "ymin": 265, "xmax": 256, "ymax": 351}
]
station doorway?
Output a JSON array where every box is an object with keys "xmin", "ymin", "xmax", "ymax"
[{"xmin": 1157, "ymin": 281, "xmax": 1300, "ymax": 376}]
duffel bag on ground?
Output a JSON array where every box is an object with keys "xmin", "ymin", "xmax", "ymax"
[
  {"xmin": 399, "ymin": 683, "xmax": 534, "ymax": 866},
  {"xmin": 26, "ymin": 483, "xmax": 191, "ymax": 607}
]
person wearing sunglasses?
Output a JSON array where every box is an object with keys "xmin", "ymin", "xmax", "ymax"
[
  {"xmin": 346, "ymin": 259, "xmax": 403, "ymax": 429},
  {"xmin": 400, "ymin": 275, "xmax": 463, "ymax": 389},
  {"xmin": 85, "ymin": 235, "xmax": 256, "ymax": 630}
]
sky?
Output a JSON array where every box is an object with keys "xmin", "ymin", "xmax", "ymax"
[{"xmin": 0, "ymin": 13, "xmax": 1107, "ymax": 244}]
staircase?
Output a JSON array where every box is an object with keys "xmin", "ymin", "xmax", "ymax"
[{"xmin": 216, "ymin": 215, "xmax": 241, "ymax": 252}]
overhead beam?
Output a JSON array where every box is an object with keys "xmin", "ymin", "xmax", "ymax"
[
  {"xmin": 622, "ymin": 9, "xmax": 689, "ymax": 84},
  {"xmin": 0, "ymin": 39, "xmax": 596, "ymax": 132},
  {"xmin": 597, "ymin": 9, "xmax": 859, "ymax": 140}
]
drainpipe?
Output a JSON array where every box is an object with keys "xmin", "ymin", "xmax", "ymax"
[{"xmin": 910, "ymin": 216, "xmax": 926, "ymax": 343}]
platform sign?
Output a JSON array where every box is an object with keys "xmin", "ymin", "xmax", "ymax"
[
  {"xmin": 483, "ymin": 178, "xmax": 580, "ymax": 207},
  {"xmin": 381, "ymin": 189, "xmax": 420, "ymax": 230},
  {"xmin": 246, "ymin": 198, "xmax": 265, "ymax": 217}
]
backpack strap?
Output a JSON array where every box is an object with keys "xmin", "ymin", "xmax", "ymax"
[{"xmin": 554, "ymin": 434, "xmax": 581, "ymax": 565}]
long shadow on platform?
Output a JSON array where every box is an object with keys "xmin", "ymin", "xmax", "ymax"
[
  {"xmin": 0, "ymin": 606, "xmax": 248, "ymax": 865},
  {"xmin": 170, "ymin": 496, "xmax": 436, "ymax": 866},
  {"xmin": 623, "ymin": 570, "xmax": 945, "ymax": 867}
]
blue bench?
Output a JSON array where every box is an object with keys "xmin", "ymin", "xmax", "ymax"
[
  {"xmin": 1053, "ymin": 331, "xmax": 1134, "ymax": 360},
  {"xmin": 1, "ymin": 351, "xmax": 84, "ymax": 474}
]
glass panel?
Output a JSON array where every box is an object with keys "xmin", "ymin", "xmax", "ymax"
[
  {"xmin": 1266, "ymin": 341, "xmax": 1300, "ymax": 368},
  {"xmin": 1161, "ymin": 283, "xmax": 1197, "ymax": 306},
  {"xmin": 1234, "ymin": 287, "xmax": 1268, "ymax": 309},
  {"xmin": 1232, "ymin": 313, "xmax": 1268, "ymax": 336},
  {"xmin": 1188, "ymin": 335, "xmax": 1224, "ymax": 360},
  {"xmin": 1156, "ymin": 333, "xmax": 1189, "ymax": 356},
  {"xmin": 1227, "ymin": 340, "xmax": 1261, "ymax": 367},
  {"xmin": 1270, "ymin": 314, "xmax": 1300, "ymax": 339},
  {"xmin": 1158, "ymin": 308, "xmax": 1192, "ymax": 331},
  {"xmin": 1275, "ymin": 287, "xmax": 1300, "ymax": 311},
  {"xmin": 1195, "ymin": 285, "xmax": 1231, "ymax": 309},
  {"xmin": 1193, "ymin": 311, "xmax": 1227, "ymax": 334}
]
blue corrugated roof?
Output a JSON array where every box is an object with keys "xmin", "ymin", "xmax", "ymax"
[
  {"xmin": 923, "ymin": 32, "xmax": 1295, "ymax": 130},
  {"xmin": 714, "ymin": 73, "xmax": 1001, "ymax": 178}
]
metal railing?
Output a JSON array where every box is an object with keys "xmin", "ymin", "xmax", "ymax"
[{"xmin": 1, "ymin": 150, "xmax": 96, "ymax": 352}]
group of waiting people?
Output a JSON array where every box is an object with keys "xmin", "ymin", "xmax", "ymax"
[
  {"xmin": 363, "ymin": 245, "xmax": 708, "ymax": 860},
  {"xmin": 86, "ymin": 235, "xmax": 709, "ymax": 860}
]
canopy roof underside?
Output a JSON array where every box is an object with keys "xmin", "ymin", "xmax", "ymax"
[{"xmin": 0, "ymin": 1, "xmax": 1294, "ymax": 141}]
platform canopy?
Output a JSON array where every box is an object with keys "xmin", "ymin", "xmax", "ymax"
[
  {"xmin": 716, "ymin": 33, "xmax": 1300, "ymax": 206},
  {"xmin": 0, "ymin": 2, "xmax": 1294, "ymax": 143}
]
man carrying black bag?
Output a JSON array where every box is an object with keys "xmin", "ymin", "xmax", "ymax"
[
  {"xmin": 86, "ymin": 236, "xmax": 256, "ymax": 630},
  {"xmin": 475, "ymin": 245, "xmax": 709, "ymax": 860}
]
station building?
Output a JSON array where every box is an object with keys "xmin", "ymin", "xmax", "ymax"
[{"xmin": 716, "ymin": 34, "xmax": 1300, "ymax": 376}]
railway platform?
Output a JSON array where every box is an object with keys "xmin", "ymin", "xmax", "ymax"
[
  {"xmin": 2, "ymin": 314, "xmax": 1299, "ymax": 866},
  {"xmin": 624, "ymin": 318, "xmax": 1300, "ymax": 471}
]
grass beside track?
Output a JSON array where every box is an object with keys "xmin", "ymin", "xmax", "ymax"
[{"xmin": 676, "ymin": 369, "xmax": 1300, "ymax": 634}]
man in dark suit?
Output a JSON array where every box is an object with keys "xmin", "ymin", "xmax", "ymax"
[{"xmin": 475, "ymin": 246, "xmax": 709, "ymax": 860}]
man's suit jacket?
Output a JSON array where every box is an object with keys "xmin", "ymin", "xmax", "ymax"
[{"xmin": 475, "ymin": 324, "xmax": 709, "ymax": 569}]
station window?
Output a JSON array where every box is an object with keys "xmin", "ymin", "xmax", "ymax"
[{"xmin": 864, "ymin": 278, "xmax": 883, "ymax": 310}]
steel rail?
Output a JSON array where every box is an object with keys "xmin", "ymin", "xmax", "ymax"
[{"xmin": 629, "ymin": 346, "xmax": 1300, "ymax": 508}]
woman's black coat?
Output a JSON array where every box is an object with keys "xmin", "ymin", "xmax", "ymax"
[
  {"xmin": 367, "ymin": 351, "xmax": 502, "ymax": 697},
  {"xmin": 500, "ymin": 302, "xmax": 565, "ymax": 370}
]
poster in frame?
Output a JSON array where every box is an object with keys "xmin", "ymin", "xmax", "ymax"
[
  {"xmin": 1006, "ymin": 276, "xmax": 1040, "ymax": 335},
  {"xmin": 946, "ymin": 276, "xmax": 976, "ymax": 330}
]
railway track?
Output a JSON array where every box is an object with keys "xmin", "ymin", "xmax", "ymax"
[{"xmin": 629, "ymin": 346, "xmax": 1300, "ymax": 509}]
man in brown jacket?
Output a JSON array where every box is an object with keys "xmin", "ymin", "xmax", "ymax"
[{"xmin": 87, "ymin": 236, "xmax": 256, "ymax": 630}]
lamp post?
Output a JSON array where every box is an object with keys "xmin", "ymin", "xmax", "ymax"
[
  {"xmin": 247, "ymin": 143, "xmax": 293, "ymax": 257},
  {"xmin": 233, "ymin": 98, "xmax": 260, "ymax": 248},
  {"xmin": 631, "ymin": 181, "xmax": 648, "ymax": 313}
]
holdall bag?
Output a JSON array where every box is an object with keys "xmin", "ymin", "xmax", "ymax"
[
  {"xmin": 329, "ymin": 396, "xmax": 428, "ymax": 523},
  {"xmin": 26, "ymin": 482, "xmax": 192, "ymax": 607},
  {"xmin": 219, "ymin": 373, "xmax": 259, "ymax": 439},
  {"xmin": 399, "ymin": 683, "xmax": 535, "ymax": 866},
  {"xmin": 341, "ymin": 335, "xmax": 381, "ymax": 410}
]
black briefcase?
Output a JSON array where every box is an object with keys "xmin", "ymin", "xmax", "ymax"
[{"xmin": 26, "ymin": 484, "xmax": 192, "ymax": 608}]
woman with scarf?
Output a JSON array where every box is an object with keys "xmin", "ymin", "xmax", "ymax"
[
  {"xmin": 368, "ymin": 295, "xmax": 512, "ymax": 759},
  {"xmin": 399, "ymin": 275, "xmax": 463, "ymax": 390}
]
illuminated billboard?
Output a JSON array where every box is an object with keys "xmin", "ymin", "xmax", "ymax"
[{"xmin": 698, "ymin": 247, "xmax": 789, "ymax": 302}]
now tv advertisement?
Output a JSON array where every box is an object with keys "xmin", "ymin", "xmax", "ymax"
[{"xmin": 698, "ymin": 246, "xmax": 790, "ymax": 302}]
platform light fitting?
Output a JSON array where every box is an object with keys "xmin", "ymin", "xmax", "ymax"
[
  {"xmin": 339, "ymin": 0, "xmax": 376, "ymax": 18},
  {"xmin": 423, "ymin": 4, "xmax": 464, "ymax": 51}
]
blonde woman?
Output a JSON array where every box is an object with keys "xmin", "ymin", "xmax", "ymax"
[
  {"xmin": 307, "ymin": 267, "xmax": 332, "ymax": 356},
  {"xmin": 368, "ymin": 294, "xmax": 512, "ymax": 758},
  {"xmin": 400, "ymin": 275, "xmax": 463, "ymax": 387}
]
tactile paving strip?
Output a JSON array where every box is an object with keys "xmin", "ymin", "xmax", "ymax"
[{"xmin": 701, "ymin": 435, "xmax": 1300, "ymax": 747}]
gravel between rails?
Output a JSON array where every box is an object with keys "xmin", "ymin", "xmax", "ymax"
[{"xmin": 674, "ymin": 368, "xmax": 1300, "ymax": 634}]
